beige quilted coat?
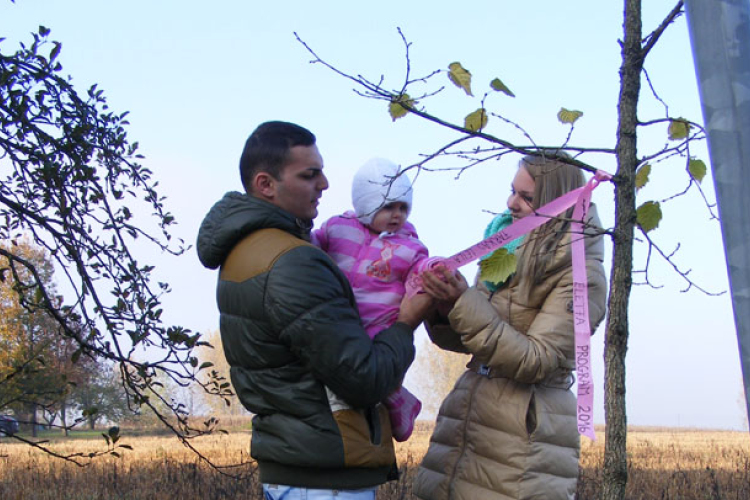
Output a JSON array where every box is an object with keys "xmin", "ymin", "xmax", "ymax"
[{"xmin": 414, "ymin": 209, "xmax": 607, "ymax": 500}]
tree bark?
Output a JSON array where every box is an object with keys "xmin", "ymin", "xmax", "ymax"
[
  {"xmin": 61, "ymin": 401, "xmax": 69, "ymax": 436},
  {"xmin": 603, "ymin": 1, "xmax": 643, "ymax": 499},
  {"xmin": 30, "ymin": 403, "xmax": 38, "ymax": 438}
]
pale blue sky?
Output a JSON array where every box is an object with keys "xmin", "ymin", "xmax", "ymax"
[{"xmin": 2, "ymin": 1, "xmax": 744, "ymax": 429}]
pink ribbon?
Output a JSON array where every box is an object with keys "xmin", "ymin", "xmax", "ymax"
[
  {"xmin": 569, "ymin": 171, "xmax": 609, "ymax": 440},
  {"xmin": 410, "ymin": 170, "xmax": 611, "ymax": 440}
]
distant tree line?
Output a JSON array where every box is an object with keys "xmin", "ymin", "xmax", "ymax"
[
  {"xmin": 0, "ymin": 239, "xmax": 250, "ymax": 437},
  {"xmin": 0, "ymin": 240, "xmax": 129, "ymax": 435}
]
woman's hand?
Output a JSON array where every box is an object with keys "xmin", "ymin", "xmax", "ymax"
[{"xmin": 420, "ymin": 265, "xmax": 469, "ymax": 317}]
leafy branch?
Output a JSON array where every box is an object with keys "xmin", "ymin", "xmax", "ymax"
[
  {"xmin": 295, "ymin": 31, "xmax": 605, "ymax": 175},
  {"xmin": 296, "ymin": 21, "xmax": 720, "ymax": 299},
  {"xmin": 0, "ymin": 27, "xmax": 246, "ymax": 471}
]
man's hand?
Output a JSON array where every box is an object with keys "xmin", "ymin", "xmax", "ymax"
[{"xmin": 397, "ymin": 290, "xmax": 435, "ymax": 329}]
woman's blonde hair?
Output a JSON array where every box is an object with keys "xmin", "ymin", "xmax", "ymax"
[{"xmin": 513, "ymin": 152, "xmax": 585, "ymax": 293}]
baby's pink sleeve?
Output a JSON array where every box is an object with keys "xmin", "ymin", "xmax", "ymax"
[
  {"xmin": 310, "ymin": 220, "xmax": 329, "ymax": 251},
  {"xmin": 403, "ymin": 239, "xmax": 431, "ymax": 288}
]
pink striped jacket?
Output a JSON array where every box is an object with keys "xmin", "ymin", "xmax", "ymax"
[{"xmin": 312, "ymin": 211, "xmax": 429, "ymax": 338}]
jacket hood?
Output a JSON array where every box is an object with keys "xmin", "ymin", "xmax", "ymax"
[{"xmin": 196, "ymin": 191, "xmax": 312, "ymax": 270}]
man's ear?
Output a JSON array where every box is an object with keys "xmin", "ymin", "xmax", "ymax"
[{"xmin": 253, "ymin": 172, "xmax": 277, "ymax": 200}]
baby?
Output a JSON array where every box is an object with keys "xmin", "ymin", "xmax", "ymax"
[{"xmin": 312, "ymin": 157, "xmax": 428, "ymax": 441}]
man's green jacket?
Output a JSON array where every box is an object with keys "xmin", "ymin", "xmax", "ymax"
[{"xmin": 197, "ymin": 191, "xmax": 416, "ymax": 489}]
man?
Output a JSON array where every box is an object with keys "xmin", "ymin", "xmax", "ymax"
[{"xmin": 197, "ymin": 121, "xmax": 431, "ymax": 499}]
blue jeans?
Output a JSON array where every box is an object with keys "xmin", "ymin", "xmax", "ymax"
[{"xmin": 262, "ymin": 484, "xmax": 377, "ymax": 500}]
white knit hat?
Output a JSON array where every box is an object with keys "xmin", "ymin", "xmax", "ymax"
[{"xmin": 351, "ymin": 158, "xmax": 413, "ymax": 225}]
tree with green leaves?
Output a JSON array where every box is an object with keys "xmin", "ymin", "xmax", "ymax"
[
  {"xmin": 0, "ymin": 26, "xmax": 230, "ymax": 463},
  {"xmin": 69, "ymin": 361, "xmax": 130, "ymax": 431},
  {"xmin": 298, "ymin": 1, "xmax": 714, "ymax": 498},
  {"xmin": 1, "ymin": 240, "xmax": 132, "ymax": 439},
  {"xmin": 0, "ymin": 239, "xmax": 70, "ymax": 437}
]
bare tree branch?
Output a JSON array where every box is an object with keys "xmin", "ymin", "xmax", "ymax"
[
  {"xmin": 642, "ymin": 1, "xmax": 685, "ymax": 59},
  {"xmin": 638, "ymin": 227, "xmax": 725, "ymax": 295}
]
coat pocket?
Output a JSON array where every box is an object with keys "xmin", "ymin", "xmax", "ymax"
[
  {"xmin": 332, "ymin": 405, "xmax": 396, "ymax": 468},
  {"xmin": 525, "ymin": 390, "xmax": 538, "ymax": 438}
]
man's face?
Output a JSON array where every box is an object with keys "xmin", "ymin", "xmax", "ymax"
[{"xmin": 269, "ymin": 145, "xmax": 329, "ymax": 221}]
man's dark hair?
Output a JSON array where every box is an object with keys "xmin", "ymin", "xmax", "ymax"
[{"xmin": 239, "ymin": 121, "xmax": 316, "ymax": 193}]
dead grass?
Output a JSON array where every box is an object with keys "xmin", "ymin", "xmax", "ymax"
[
  {"xmin": 0, "ymin": 423, "xmax": 748, "ymax": 499},
  {"xmin": 577, "ymin": 428, "xmax": 750, "ymax": 499}
]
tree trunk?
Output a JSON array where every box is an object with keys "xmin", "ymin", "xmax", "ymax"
[
  {"xmin": 603, "ymin": 1, "xmax": 643, "ymax": 499},
  {"xmin": 61, "ymin": 401, "xmax": 69, "ymax": 436},
  {"xmin": 30, "ymin": 403, "xmax": 38, "ymax": 438}
]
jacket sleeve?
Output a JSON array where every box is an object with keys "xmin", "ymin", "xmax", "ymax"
[
  {"xmin": 310, "ymin": 218, "xmax": 329, "ymax": 251},
  {"xmin": 402, "ymin": 241, "xmax": 431, "ymax": 298},
  {"xmin": 449, "ymin": 259, "xmax": 606, "ymax": 384},
  {"xmin": 423, "ymin": 314, "xmax": 469, "ymax": 353},
  {"xmin": 266, "ymin": 244, "xmax": 415, "ymax": 408},
  {"xmin": 404, "ymin": 239, "xmax": 430, "ymax": 277}
]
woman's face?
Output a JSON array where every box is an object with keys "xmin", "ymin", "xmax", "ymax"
[{"xmin": 507, "ymin": 165, "xmax": 536, "ymax": 220}]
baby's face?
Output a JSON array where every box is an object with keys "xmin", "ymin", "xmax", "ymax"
[{"xmin": 370, "ymin": 202, "xmax": 409, "ymax": 233}]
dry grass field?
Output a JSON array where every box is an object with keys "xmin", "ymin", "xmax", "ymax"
[{"xmin": 1, "ymin": 422, "xmax": 748, "ymax": 499}]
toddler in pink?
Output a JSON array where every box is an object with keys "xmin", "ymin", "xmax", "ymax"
[{"xmin": 312, "ymin": 157, "xmax": 428, "ymax": 441}]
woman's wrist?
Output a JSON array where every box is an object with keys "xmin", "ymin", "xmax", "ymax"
[{"xmin": 436, "ymin": 301, "xmax": 454, "ymax": 319}]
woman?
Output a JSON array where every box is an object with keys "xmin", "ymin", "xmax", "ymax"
[{"xmin": 414, "ymin": 154, "xmax": 608, "ymax": 500}]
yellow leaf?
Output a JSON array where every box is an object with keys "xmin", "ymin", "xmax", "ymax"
[
  {"xmin": 635, "ymin": 163, "xmax": 651, "ymax": 191},
  {"xmin": 448, "ymin": 62, "xmax": 473, "ymax": 96},
  {"xmin": 688, "ymin": 158, "xmax": 707, "ymax": 183},
  {"xmin": 388, "ymin": 93, "xmax": 414, "ymax": 122},
  {"xmin": 668, "ymin": 119, "xmax": 691, "ymax": 141},
  {"xmin": 557, "ymin": 108, "xmax": 583, "ymax": 124},
  {"xmin": 636, "ymin": 201, "xmax": 662, "ymax": 233},
  {"xmin": 479, "ymin": 249, "xmax": 517, "ymax": 285},
  {"xmin": 464, "ymin": 108, "xmax": 488, "ymax": 132},
  {"xmin": 490, "ymin": 78, "xmax": 515, "ymax": 97}
]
